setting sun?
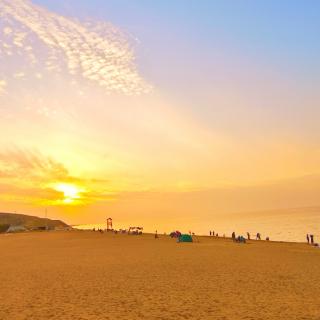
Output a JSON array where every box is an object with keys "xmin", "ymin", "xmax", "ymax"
[
  {"xmin": 54, "ymin": 184, "xmax": 82, "ymax": 204},
  {"xmin": 1, "ymin": 1, "xmax": 320, "ymax": 319}
]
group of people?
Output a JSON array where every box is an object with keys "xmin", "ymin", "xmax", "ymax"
[
  {"xmin": 233, "ymin": 233, "xmax": 246, "ymax": 243},
  {"xmin": 209, "ymin": 231, "xmax": 221, "ymax": 237},
  {"xmin": 93, "ymin": 227, "xmax": 316, "ymax": 244},
  {"xmin": 92, "ymin": 228, "xmax": 127, "ymax": 234},
  {"xmin": 210, "ymin": 230, "xmax": 318, "ymax": 244},
  {"xmin": 209, "ymin": 230, "xmax": 269, "ymax": 242},
  {"xmin": 306, "ymin": 234, "xmax": 315, "ymax": 244},
  {"xmin": 92, "ymin": 228, "xmax": 104, "ymax": 233}
]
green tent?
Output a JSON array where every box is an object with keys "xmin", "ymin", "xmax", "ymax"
[{"xmin": 178, "ymin": 234, "xmax": 193, "ymax": 242}]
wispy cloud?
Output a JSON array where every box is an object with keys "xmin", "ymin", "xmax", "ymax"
[
  {"xmin": 0, "ymin": 148, "xmax": 71, "ymax": 182},
  {"xmin": 0, "ymin": 79, "xmax": 6, "ymax": 95},
  {"xmin": 0, "ymin": 0, "xmax": 151, "ymax": 95},
  {"xmin": 0, "ymin": 148, "xmax": 114, "ymax": 205}
]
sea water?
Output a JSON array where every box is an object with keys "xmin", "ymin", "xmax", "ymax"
[{"xmin": 74, "ymin": 208, "xmax": 320, "ymax": 243}]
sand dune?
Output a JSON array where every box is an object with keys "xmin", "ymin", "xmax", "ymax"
[{"xmin": 0, "ymin": 231, "xmax": 319, "ymax": 319}]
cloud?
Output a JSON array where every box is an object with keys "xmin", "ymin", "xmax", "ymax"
[
  {"xmin": 0, "ymin": 182, "xmax": 63, "ymax": 203},
  {"xmin": 13, "ymin": 72, "xmax": 25, "ymax": 79},
  {"xmin": 0, "ymin": 79, "xmax": 6, "ymax": 95},
  {"xmin": 0, "ymin": 0, "xmax": 151, "ymax": 95},
  {"xmin": 0, "ymin": 148, "xmax": 69, "ymax": 181},
  {"xmin": 0, "ymin": 148, "xmax": 115, "ymax": 205}
]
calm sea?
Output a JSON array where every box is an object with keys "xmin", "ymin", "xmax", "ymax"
[{"xmin": 74, "ymin": 208, "xmax": 320, "ymax": 243}]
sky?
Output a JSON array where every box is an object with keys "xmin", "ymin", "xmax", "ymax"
[{"xmin": 0, "ymin": 0, "xmax": 320, "ymax": 232}]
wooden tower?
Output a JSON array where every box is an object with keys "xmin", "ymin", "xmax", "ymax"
[{"xmin": 107, "ymin": 217, "xmax": 113, "ymax": 231}]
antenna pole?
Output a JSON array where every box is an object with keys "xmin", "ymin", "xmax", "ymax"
[{"xmin": 45, "ymin": 208, "xmax": 48, "ymax": 230}]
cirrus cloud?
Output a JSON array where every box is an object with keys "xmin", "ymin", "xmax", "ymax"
[{"xmin": 0, "ymin": 0, "xmax": 151, "ymax": 95}]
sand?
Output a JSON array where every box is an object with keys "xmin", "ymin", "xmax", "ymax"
[{"xmin": 0, "ymin": 231, "xmax": 320, "ymax": 320}]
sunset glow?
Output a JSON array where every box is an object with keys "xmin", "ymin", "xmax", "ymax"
[
  {"xmin": 2, "ymin": 2, "xmax": 320, "ymax": 319},
  {"xmin": 54, "ymin": 184, "xmax": 83, "ymax": 204},
  {"xmin": 1, "ymin": 0, "xmax": 320, "ymax": 233}
]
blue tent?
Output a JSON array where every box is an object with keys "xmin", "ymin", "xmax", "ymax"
[{"xmin": 178, "ymin": 234, "xmax": 193, "ymax": 242}]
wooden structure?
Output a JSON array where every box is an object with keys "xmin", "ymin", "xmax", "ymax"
[
  {"xmin": 107, "ymin": 217, "xmax": 113, "ymax": 231},
  {"xmin": 128, "ymin": 226, "xmax": 143, "ymax": 235}
]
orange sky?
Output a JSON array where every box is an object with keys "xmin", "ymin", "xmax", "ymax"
[{"xmin": 1, "ymin": 0, "xmax": 320, "ymax": 231}]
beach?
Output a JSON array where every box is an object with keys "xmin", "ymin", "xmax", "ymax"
[{"xmin": 1, "ymin": 231, "xmax": 320, "ymax": 320}]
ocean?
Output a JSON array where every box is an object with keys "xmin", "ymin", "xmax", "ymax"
[{"xmin": 73, "ymin": 207, "xmax": 320, "ymax": 243}]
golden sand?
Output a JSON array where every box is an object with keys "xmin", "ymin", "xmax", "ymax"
[{"xmin": 0, "ymin": 231, "xmax": 319, "ymax": 320}]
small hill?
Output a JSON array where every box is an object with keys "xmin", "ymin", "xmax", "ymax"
[{"xmin": 0, "ymin": 212, "xmax": 69, "ymax": 231}]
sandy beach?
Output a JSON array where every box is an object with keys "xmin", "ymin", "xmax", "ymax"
[{"xmin": 0, "ymin": 231, "xmax": 319, "ymax": 320}]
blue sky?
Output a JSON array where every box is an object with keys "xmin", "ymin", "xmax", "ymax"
[
  {"xmin": 34, "ymin": 1, "xmax": 319, "ymax": 55},
  {"xmin": 33, "ymin": 0, "xmax": 320, "ymax": 107},
  {"xmin": 30, "ymin": 0, "xmax": 320, "ymax": 145}
]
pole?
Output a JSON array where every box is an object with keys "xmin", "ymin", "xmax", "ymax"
[{"xmin": 45, "ymin": 208, "xmax": 48, "ymax": 230}]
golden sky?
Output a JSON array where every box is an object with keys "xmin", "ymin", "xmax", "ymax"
[{"xmin": 1, "ymin": 0, "xmax": 320, "ymax": 231}]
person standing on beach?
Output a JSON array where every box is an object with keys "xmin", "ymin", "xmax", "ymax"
[
  {"xmin": 310, "ymin": 234, "xmax": 314, "ymax": 244},
  {"xmin": 232, "ymin": 232, "xmax": 236, "ymax": 241},
  {"xmin": 256, "ymin": 233, "xmax": 261, "ymax": 240},
  {"xmin": 210, "ymin": 231, "xmax": 212, "ymax": 236},
  {"xmin": 307, "ymin": 234, "xmax": 310, "ymax": 244},
  {"xmin": 247, "ymin": 232, "xmax": 250, "ymax": 240}
]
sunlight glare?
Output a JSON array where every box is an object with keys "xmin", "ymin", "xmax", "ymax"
[{"xmin": 54, "ymin": 183, "xmax": 82, "ymax": 204}]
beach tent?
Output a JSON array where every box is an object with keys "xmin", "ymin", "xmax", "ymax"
[
  {"xmin": 178, "ymin": 234, "xmax": 193, "ymax": 242},
  {"xmin": 6, "ymin": 225, "xmax": 27, "ymax": 233},
  {"xmin": 170, "ymin": 231, "xmax": 181, "ymax": 238}
]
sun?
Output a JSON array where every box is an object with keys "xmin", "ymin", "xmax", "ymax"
[{"xmin": 54, "ymin": 183, "xmax": 82, "ymax": 204}]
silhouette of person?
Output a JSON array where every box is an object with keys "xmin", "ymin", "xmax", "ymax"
[
  {"xmin": 210, "ymin": 231, "xmax": 212, "ymax": 236},
  {"xmin": 232, "ymin": 232, "xmax": 236, "ymax": 241},
  {"xmin": 306, "ymin": 234, "xmax": 310, "ymax": 244},
  {"xmin": 247, "ymin": 232, "xmax": 250, "ymax": 240},
  {"xmin": 310, "ymin": 234, "xmax": 314, "ymax": 244}
]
